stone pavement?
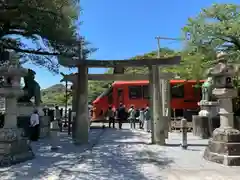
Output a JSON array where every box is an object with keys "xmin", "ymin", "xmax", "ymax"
[
  {"xmin": 0, "ymin": 123, "xmax": 240, "ymax": 180},
  {"xmin": 0, "ymin": 127, "xmax": 105, "ymax": 180}
]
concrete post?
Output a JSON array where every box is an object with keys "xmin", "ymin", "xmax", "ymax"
[
  {"xmin": 73, "ymin": 65, "xmax": 89, "ymax": 144},
  {"xmin": 50, "ymin": 120, "xmax": 60, "ymax": 151},
  {"xmin": 181, "ymin": 118, "xmax": 188, "ymax": 149}
]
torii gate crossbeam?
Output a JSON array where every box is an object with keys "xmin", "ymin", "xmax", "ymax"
[{"xmin": 59, "ymin": 56, "xmax": 181, "ymax": 67}]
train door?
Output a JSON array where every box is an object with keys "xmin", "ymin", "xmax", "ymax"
[{"xmin": 117, "ymin": 88, "xmax": 124, "ymax": 106}]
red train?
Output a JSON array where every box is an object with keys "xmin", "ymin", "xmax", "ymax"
[{"xmin": 91, "ymin": 80, "xmax": 204, "ymax": 121}]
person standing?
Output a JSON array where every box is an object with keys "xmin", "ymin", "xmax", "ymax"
[
  {"xmin": 55, "ymin": 106, "xmax": 62, "ymax": 132},
  {"xmin": 144, "ymin": 105, "xmax": 151, "ymax": 132},
  {"xmin": 29, "ymin": 109, "xmax": 40, "ymax": 141},
  {"xmin": 60, "ymin": 108, "xmax": 63, "ymax": 118},
  {"xmin": 128, "ymin": 105, "xmax": 136, "ymax": 129},
  {"xmin": 139, "ymin": 108, "xmax": 145, "ymax": 129},
  {"xmin": 117, "ymin": 103, "xmax": 126, "ymax": 129},
  {"xmin": 135, "ymin": 109, "xmax": 140, "ymax": 126},
  {"xmin": 48, "ymin": 108, "xmax": 54, "ymax": 122},
  {"xmin": 105, "ymin": 105, "xmax": 115, "ymax": 128}
]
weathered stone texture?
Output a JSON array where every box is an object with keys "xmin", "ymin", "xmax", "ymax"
[{"xmin": 0, "ymin": 128, "xmax": 34, "ymax": 167}]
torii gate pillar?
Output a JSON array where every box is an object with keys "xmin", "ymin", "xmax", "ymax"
[
  {"xmin": 72, "ymin": 65, "xmax": 89, "ymax": 144},
  {"xmin": 149, "ymin": 66, "xmax": 168, "ymax": 145}
]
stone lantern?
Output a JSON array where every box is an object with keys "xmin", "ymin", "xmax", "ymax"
[{"xmin": 203, "ymin": 53, "xmax": 240, "ymax": 166}]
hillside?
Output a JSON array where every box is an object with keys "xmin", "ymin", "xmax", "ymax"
[{"xmin": 41, "ymin": 84, "xmax": 72, "ymax": 105}]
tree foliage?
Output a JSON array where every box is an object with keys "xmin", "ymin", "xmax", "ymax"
[
  {"xmin": 0, "ymin": 0, "xmax": 95, "ymax": 73},
  {"xmin": 183, "ymin": 3, "xmax": 240, "ymax": 65},
  {"xmin": 88, "ymin": 80, "xmax": 111, "ymax": 102}
]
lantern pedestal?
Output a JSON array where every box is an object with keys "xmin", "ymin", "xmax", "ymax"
[{"xmin": 204, "ymin": 88, "xmax": 240, "ymax": 166}]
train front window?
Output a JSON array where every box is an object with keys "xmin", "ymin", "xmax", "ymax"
[
  {"xmin": 171, "ymin": 83, "xmax": 184, "ymax": 98},
  {"xmin": 129, "ymin": 86, "xmax": 142, "ymax": 99},
  {"xmin": 98, "ymin": 87, "xmax": 113, "ymax": 99},
  {"xmin": 143, "ymin": 85, "xmax": 149, "ymax": 99}
]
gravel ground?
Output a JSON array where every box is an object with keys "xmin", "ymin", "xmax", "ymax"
[{"xmin": 0, "ymin": 123, "xmax": 239, "ymax": 180}]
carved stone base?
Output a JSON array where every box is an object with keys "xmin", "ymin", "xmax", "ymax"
[
  {"xmin": 0, "ymin": 128, "xmax": 34, "ymax": 167},
  {"xmin": 203, "ymin": 128, "xmax": 240, "ymax": 166}
]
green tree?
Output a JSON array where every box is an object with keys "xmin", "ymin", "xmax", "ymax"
[
  {"xmin": 182, "ymin": 3, "xmax": 240, "ymax": 65},
  {"xmin": 0, "ymin": 0, "xmax": 95, "ymax": 73},
  {"xmin": 55, "ymin": 93, "xmax": 72, "ymax": 105},
  {"xmin": 174, "ymin": 51, "xmax": 207, "ymax": 80},
  {"xmin": 88, "ymin": 80, "xmax": 111, "ymax": 102}
]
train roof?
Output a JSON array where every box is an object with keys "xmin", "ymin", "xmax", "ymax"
[{"xmin": 112, "ymin": 79, "xmax": 205, "ymax": 85}]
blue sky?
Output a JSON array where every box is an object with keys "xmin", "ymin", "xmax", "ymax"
[{"xmin": 24, "ymin": 0, "xmax": 238, "ymax": 89}]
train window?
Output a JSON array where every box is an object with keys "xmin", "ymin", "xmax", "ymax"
[
  {"xmin": 129, "ymin": 86, "xmax": 142, "ymax": 99},
  {"xmin": 171, "ymin": 83, "xmax": 184, "ymax": 98},
  {"xmin": 143, "ymin": 85, "xmax": 149, "ymax": 99}
]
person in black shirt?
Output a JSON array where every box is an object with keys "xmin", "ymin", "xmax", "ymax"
[
  {"xmin": 117, "ymin": 103, "xmax": 126, "ymax": 129},
  {"xmin": 105, "ymin": 105, "xmax": 115, "ymax": 128}
]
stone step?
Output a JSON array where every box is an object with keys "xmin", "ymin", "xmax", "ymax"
[
  {"xmin": 208, "ymin": 139, "xmax": 240, "ymax": 156},
  {"xmin": 204, "ymin": 146, "xmax": 240, "ymax": 166}
]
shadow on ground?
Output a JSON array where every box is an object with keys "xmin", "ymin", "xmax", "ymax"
[
  {"xmin": 49, "ymin": 128, "xmax": 174, "ymax": 180},
  {"xmin": 0, "ymin": 125, "xmax": 174, "ymax": 180},
  {"xmin": 0, "ymin": 127, "xmax": 105, "ymax": 180}
]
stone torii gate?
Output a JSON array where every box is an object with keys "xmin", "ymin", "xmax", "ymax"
[{"xmin": 59, "ymin": 55, "xmax": 181, "ymax": 145}]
